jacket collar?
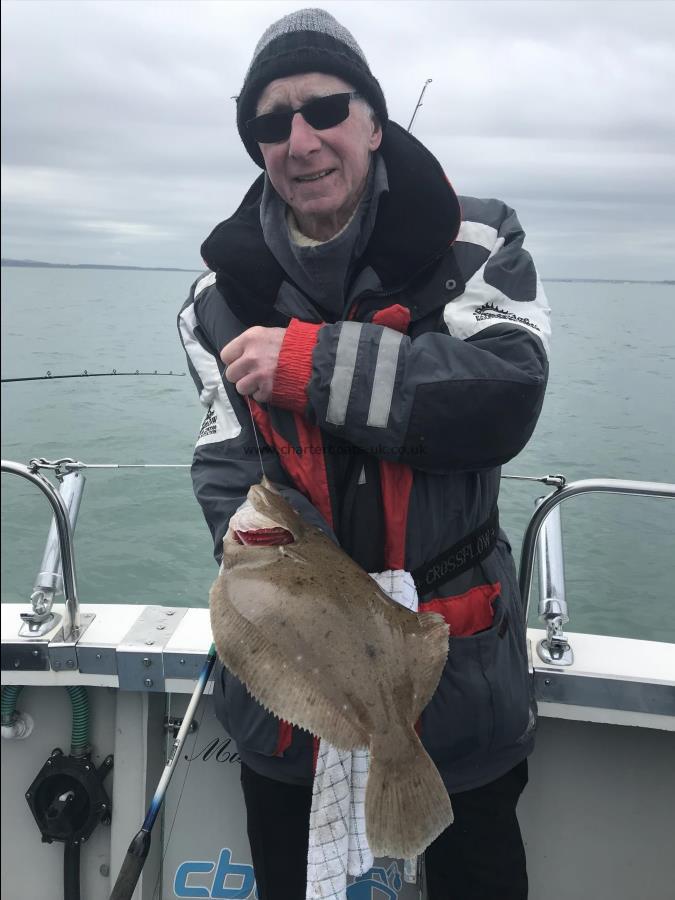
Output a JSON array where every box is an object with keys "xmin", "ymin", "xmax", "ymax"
[{"xmin": 200, "ymin": 121, "xmax": 461, "ymax": 327}]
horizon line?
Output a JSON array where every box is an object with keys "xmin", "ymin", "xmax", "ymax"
[{"xmin": 1, "ymin": 258, "xmax": 672, "ymax": 285}]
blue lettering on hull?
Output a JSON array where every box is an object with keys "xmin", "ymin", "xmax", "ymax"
[
  {"xmin": 174, "ymin": 853, "xmax": 404, "ymax": 899},
  {"xmin": 174, "ymin": 849, "xmax": 256, "ymax": 898}
]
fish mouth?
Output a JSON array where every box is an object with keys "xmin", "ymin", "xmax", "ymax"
[{"xmin": 235, "ymin": 526, "xmax": 294, "ymax": 546}]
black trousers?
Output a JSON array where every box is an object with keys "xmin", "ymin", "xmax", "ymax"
[
  {"xmin": 424, "ymin": 760, "xmax": 528, "ymax": 900},
  {"xmin": 240, "ymin": 759, "xmax": 528, "ymax": 900}
]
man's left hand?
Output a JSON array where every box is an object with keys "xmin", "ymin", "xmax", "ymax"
[{"xmin": 220, "ymin": 326, "xmax": 286, "ymax": 403}]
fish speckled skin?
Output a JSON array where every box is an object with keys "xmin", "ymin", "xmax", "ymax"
[{"xmin": 210, "ymin": 478, "xmax": 453, "ymax": 858}]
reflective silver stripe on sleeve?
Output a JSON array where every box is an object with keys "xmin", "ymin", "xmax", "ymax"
[
  {"xmin": 326, "ymin": 322, "xmax": 362, "ymax": 426},
  {"xmin": 367, "ymin": 328, "xmax": 403, "ymax": 428}
]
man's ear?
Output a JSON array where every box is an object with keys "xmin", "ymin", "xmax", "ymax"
[{"xmin": 369, "ymin": 116, "xmax": 383, "ymax": 152}]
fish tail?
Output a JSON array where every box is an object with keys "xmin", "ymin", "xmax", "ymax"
[{"xmin": 366, "ymin": 728, "xmax": 453, "ymax": 859}]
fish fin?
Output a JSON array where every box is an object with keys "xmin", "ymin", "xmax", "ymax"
[
  {"xmin": 210, "ymin": 591, "xmax": 368, "ymax": 751},
  {"xmin": 366, "ymin": 726, "xmax": 453, "ymax": 859},
  {"xmin": 401, "ymin": 612, "xmax": 449, "ymax": 721}
]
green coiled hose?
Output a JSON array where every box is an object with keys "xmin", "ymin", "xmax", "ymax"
[
  {"xmin": 65, "ymin": 686, "xmax": 89, "ymax": 755},
  {"xmin": 1, "ymin": 684, "xmax": 90, "ymax": 755},
  {"xmin": 1, "ymin": 684, "xmax": 23, "ymax": 724}
]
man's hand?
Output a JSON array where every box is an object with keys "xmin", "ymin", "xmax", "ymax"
[{"xmin": 220, "ymin": 326, "xmax": 286, "ymax": 403}]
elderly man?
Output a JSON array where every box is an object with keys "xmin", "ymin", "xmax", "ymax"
[{"xmin": 179, "ymin": 8, "xmax": 550, "ymax": 900}]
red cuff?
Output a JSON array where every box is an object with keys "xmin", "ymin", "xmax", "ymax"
[{"xmin": 271, "ymin": 318, "xmax": 323, "ymax": 413}]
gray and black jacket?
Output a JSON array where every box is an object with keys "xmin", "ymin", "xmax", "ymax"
[{"xmin": 178, "ymin": 121, "xmax": 551, "ymax": 793}]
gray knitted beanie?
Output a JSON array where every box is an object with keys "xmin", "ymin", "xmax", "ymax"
[{"xmin": 237, "ymin": 8, "xmax": 388, "ymax": 168}]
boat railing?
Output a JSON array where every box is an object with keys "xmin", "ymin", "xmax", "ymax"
[
  {"xmin": 515, "ymin": 476, "xmax": 675, "ymax": 666},
  {"xmin": 1, "ymin": 458, "xmax": 85, "ymax": 641},
  {"xmin": 2, "ymin": 459, "xmax": 674, "ymax": 668}
]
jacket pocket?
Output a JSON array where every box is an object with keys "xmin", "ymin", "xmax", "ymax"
[
  {"xmin": 212, "ymin": 661, "xmax": 283, "ymax": 757},
  {"xmin": 481, "ymin": 595, "xmax": 533, "ymax": 753},
  {"xmin": 421, "ymin": 593, "xmax": 531, "ymax": 766}
]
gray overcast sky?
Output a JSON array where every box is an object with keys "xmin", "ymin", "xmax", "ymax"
[{"xmin": 1, "ymin": 0, "xmax": 674, "ymax": 279}]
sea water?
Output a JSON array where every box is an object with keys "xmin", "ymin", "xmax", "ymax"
[{"xmin": 1, "ymin": 267, "xmax": 674, "ymax": 641}]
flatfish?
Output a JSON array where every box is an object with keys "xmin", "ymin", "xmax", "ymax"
[{"xmin": 210, "ymin": 478, "xmax": 453, "ymax": 858}]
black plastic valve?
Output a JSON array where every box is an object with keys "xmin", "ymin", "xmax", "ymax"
[{"xmin": 25, "ymin": 748, "xmax": 114, "ymax": 845}]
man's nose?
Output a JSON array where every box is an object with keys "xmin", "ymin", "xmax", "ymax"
[{"xmin": 288, "ymin": 111, "xmax": 322, "ymax": 157}]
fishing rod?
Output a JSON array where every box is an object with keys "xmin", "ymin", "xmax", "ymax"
[
  {"xmin": 109, "ymin": 643, "xmax": 217, "ymax": 900},
  {"xmin": 2, "ymin": 370, "xmax": 185, "ymax": 383},
  {"xmin": 407, "ymin": 78, "xmax": 432, "ymax": 133},
  {"xmin": 29, "ymin": 459, "xmax": 191, "ymax": 472}
]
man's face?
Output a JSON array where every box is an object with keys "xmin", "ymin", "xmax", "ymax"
[{"xmin": 255, "ymin": 72, "xmax": 382, "ymax": 240}]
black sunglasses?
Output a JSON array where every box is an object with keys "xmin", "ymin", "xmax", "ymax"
[{"xmin": 246, "ymin": 92, "xmax": 360, "ymax": 144}]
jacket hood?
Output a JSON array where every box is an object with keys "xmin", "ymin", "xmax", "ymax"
[{"xmin": 200, "ymin": 122, "xmax": 461, "ymax": 326}]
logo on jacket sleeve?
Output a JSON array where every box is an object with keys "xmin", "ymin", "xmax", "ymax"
[
  {"xmin": 198, "ymin": 407, "xmax": 218, "ymax": 440},
  {"xmin": 195, "ymin": 391, "xmax": 242, "ymax": 447},
  {"xmin": 473, "ymin": 301, "xmax": 540, "ymax": 332}
]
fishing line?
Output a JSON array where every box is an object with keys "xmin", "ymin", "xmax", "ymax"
[
  {"xmin": 246, "ymin": 395, "xmax": 267, "ymax": 480},
  {"xmin": 219, "ymin": 355, "xmax": 266, "ymax": 479},
  {"xmin": 1, "ymin": 370, "xmax": 185, "ymax": 383}
]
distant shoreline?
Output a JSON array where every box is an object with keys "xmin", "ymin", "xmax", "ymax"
[
  {"xmin": 1, "ymin": 259, "xmax": 672, "ymax": 284},
  {"xmin": 1, "ymin": 259, "xmax": 202, "ymax": 273},
  {"xmin": 542, "ymin": 278, "xmax": 673, "ymax": 285}
]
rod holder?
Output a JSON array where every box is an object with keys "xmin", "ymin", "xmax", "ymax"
[
  {"xmin": 30, "ymin": 471, "xmax": 85, "ymax": 621},
  {"xmin": 535, "ymin": 500, "xmax": 573, "ymax": 665}
]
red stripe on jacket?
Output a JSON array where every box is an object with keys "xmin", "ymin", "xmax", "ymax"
[
  {"xmin": 274, "ymin": 721, "xmax": 294, "ymax": 757},
  {"xmin": 379, "ymin": 461, "xmax": 413, "ymax": 570},
  {"xmin": 283, "ymin": 416, "xmax": 334, "ymax": 530},
  {"xmin": 249, "ymin": 402, "xmax": 334, "ymax": 530},
  {"xmin": 421, "ymin": 583, "xmax": 500, "ymax": 636}
]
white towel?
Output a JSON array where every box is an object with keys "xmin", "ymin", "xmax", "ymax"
[{"xmin": 306, "ymin": 570, "xmax": 419, "ymax": 899}]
